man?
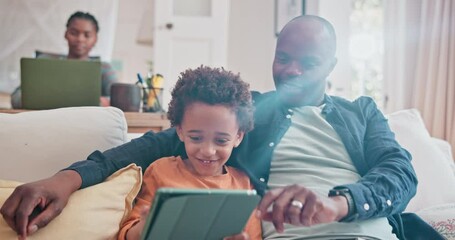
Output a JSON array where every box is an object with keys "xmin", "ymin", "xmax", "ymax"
[{"xmin": 2, "ymin": 16, "xmax": 418, "ymax": 239}]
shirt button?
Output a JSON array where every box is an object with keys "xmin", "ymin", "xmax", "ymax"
[
  {"xmin": 269, "ymin": 142, "xmax": 275, "ymax": 147},
  {"xmin": 363, "ymin": 203, "xmax": 370, "ymax": 211},
  {"xmin": 386, "ymin": 200, "xmax": 392, "ymax": 206},
  {"xmin": 286, "ymin": 114, "xmax": 291, "ymax": 119},
  {"xmin": 259, "ymin": 178, "xmax": 265, "ymax": 182}
]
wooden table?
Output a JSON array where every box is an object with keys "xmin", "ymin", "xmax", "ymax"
[
  {"xmin": 0, "ymin": 92, "xmax": 11, "ymax": 109},
  {"xmin": 124, "ymin": 111, "xmax": 170, "ymax": 133},
  {"xmin": 0, "ymin": 109, "xmax": 170, "ymax": 133}
]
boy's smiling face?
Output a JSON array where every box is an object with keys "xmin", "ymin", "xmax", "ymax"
[{"xmin": 176, "ymin": 102, "xmax": 244, "ymax": 177}]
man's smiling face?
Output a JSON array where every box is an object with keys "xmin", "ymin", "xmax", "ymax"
[{"xmin": 273, "ymin": 18, "xmax": 337, "ymax": 107}]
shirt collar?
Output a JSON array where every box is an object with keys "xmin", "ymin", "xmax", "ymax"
[{"xmin": 321, "ymin": 94, "xmax": 334, "ymax": 114}]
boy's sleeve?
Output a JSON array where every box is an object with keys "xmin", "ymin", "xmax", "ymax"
[
  {"xmin": 243, "ymin": 210, "xmax": 263, "ymax": 240},
  {"xmin": 118, "ymin": 164, "xmax": 159, "ymax": 240}
]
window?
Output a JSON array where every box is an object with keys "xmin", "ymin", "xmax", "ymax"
[{"xmin": 349, "ymin": 0, "xmax": 384, "ymax": 108}]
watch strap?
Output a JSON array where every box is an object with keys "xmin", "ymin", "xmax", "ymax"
[{"xmin": 328, "ymin": 187, "xmax": 356, "ymax": 222}]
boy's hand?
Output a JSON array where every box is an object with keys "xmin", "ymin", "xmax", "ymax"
[{"xmin": 125, "ymin": 205, "xmax": 150, "ymax": 240}]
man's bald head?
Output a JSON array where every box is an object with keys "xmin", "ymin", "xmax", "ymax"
[
  {"xmin": 272, "ymin": 15, "xmax": 338, "ymax": 107},
  {"xmin": 278, "ymin": 15, "xmax": 337, "ymax": 58}
]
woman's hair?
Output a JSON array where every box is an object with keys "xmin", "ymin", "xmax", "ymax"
[
  {"xmin": 66, "ymin": 11, "xmax": 99, "ymax": 32},
  {"xmin": 167, "ymin": 66, "xmax": 254, "ymax": 133}
]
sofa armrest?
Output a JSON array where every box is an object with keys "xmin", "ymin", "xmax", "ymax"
[{"xmin": 0, "ymin": 107, "xmax": 128, "ymax": 182}]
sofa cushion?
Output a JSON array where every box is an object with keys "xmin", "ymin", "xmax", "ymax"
[
  {"xmin": 417, "ymin": 203, "xmax": 455, "ymax": 240},
  {"xmin": 0, "ymin": 107, "xmax": 128, "ymax": 182},
  {"xmin": 386, "ymin": 109, "xmax": 455, "ymax": 212},
  {"xmin": 0, "ymin": 164, "xmax": 142, "ymax": 240}
]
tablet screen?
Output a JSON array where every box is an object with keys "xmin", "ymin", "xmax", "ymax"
[{"xmin": 140, "ymin": 188, "xmax": 260, "ymax": 240}]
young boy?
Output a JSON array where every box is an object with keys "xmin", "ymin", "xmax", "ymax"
[{"xmin": 118, "ymin": 66, "xmax": 261, "ymax": 240}]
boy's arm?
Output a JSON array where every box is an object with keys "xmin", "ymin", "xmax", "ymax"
[{"xmin": 120, "ymin": 164, "xmax": 159, "ymax": 240}]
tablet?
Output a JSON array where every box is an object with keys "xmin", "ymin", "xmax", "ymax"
[{"xmin": 140, "ymin": 188, "xmax": 261, "ymax": 240}]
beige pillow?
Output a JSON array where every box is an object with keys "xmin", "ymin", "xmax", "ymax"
[
  {"xmin": 387, "ymin": 109, "xmax": 455, "ymax": 212},
  {"xmin": 417, "ymin": 203, "xmax": 455, "ymax": 240},
  {"xmin": 0, "ymin": 107, "xmax": 128, "ymax": 182},
  {"xmin": 0, "ymin": 164, "xmax": 142, "ymax": 240}
]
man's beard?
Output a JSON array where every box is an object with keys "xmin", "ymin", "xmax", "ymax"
[{"xmin": 275, "ymin": 76, "xmax": 325, "ymax": 107}]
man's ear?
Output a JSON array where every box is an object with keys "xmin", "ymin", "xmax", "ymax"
[
  {"xmin": 234, "ymin": 131, "xmax": 245, "ymax": 148},
  {"xmin": 64, "ymin": 30, "xmax": 69, "ymax": 41},
  {"xmin": 176, "ymin": 125, "xmax": 184, "ymax": 142}
]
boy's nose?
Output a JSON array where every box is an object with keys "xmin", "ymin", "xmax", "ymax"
[{"xmin": 200, "ymin": 142, "xmax": 216, "ymax": 157}]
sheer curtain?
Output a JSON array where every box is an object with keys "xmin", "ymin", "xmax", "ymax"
[
  {"xmin": 384, "ymin": 0, "xmax": 455, "ymax": 157},
  {"xmin": 0, "ymin": 0, "xmax": 118, "ymax": 93}
]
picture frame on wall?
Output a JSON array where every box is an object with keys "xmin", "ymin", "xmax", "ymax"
[{"xmin": 275, "ymin": 0, "xmax": 306, "ymax": 36}]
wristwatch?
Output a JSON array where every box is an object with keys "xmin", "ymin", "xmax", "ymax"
[{"xmin": 328, "ymin": 187, "xmax": 356, "ymax": 222}]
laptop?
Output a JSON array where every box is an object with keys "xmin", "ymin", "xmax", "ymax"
[{"xmin": 20, "ymin": 58, "xmax": 101, "ymax": 110}]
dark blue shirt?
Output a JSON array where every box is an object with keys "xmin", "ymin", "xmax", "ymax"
[{"xmin": 66, "ymin": 92, "xmax": 417, "ymax": 224}]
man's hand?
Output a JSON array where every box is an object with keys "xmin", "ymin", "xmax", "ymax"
[
  {"xmin": 0, "ymin": 170, "xmax": 82, "ymax": 238},
  {"xmin": 256, "ymin": 184, "xmax": 348, "ymax": 233}
]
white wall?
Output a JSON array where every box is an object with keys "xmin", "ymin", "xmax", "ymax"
[
  {"xmin": 113, "ymin": 0, "xmax": 278, "ymax": 93},
  {"xmin": 227, "ymin": 0, "xmax": 276, "ymax": 93},
  {"xmin": 111, "ymin": 0, "xmax": 154, "ymax": 83},
  {"xmin": 0, "ymin": 0, "xmax": 118, "ymax": 93},
  {"xmin": 306, "ymin": 0, "xmax": 352, "ymax": 98},
  {"xmin": 227, "ymin": 0, "xmax": 353, "ymax": 96},
  {"xmin": 0, "ymin": 0, "xmax": 351, "ymax": 97}
]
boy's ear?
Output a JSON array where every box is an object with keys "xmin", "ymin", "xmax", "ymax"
[
  {"xmin": 234, "ymin": 131, "xmax": 245, "ymax": 148},
  {"xmin": 176, "ymin": 125, "xmax": 184, "ymax": 142}
]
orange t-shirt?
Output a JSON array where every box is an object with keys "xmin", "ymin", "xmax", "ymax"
[{"xmin": 118, "ymin": 156, "xmax": 262, "ymax": 240}]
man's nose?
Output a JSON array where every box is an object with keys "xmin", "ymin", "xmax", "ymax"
[{"xmin": 285, "ymin": 61, "xmax": 303, "ymax": 76}]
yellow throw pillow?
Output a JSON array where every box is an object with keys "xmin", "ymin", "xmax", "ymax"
[{"xmin": 0, "ymin": 164, "xmax": 142, "ymax": 240}]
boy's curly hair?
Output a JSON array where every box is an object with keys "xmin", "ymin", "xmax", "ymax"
[{"xmin": 167, "ymin": 66, "xmax": 254, "ymax": 133}]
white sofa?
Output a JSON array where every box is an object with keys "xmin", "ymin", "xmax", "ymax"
[{"xmin": 0, "ymin": 107, "xmax": 454, "ymax": 239}]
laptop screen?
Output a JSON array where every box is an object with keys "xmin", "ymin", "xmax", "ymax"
[{"xmin": 20, "ymin": 58, "xmax": 101, "ymax": 110}]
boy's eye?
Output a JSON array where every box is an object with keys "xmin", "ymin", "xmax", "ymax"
[
  {"xmin": 189, "ymin": 136, "xmax": 202, "ymax": 142},
  {"xmin": 215, "ymin": 138, "xmax": 229, "ymax": 145}
]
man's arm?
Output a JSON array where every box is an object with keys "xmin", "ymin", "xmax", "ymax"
[
  {"xmin": 337, "ymin": 97, "xmax": 418, "ymax": 221},
  {"xmin": 0, "ymin": 170, "xmax": 81, "ymax": 238},
  {"xmin": 65, "ymin": 128, "xmax": 181, "ymax": 188},
  {"xmin": 257, "ymin": 185, "xmax": 349, "ymax": 233},
  {"xmin": 0, "ymin": 128, "xmax": 182, "ymax": 238},
  {"xmin": 256, "ymin": 97, "xmax": 417, "ymax": 230}
]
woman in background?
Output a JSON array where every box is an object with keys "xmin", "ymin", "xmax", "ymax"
[{"xmin": 11, "ymin": 11, "xmax": 118, "ymax": 108}]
